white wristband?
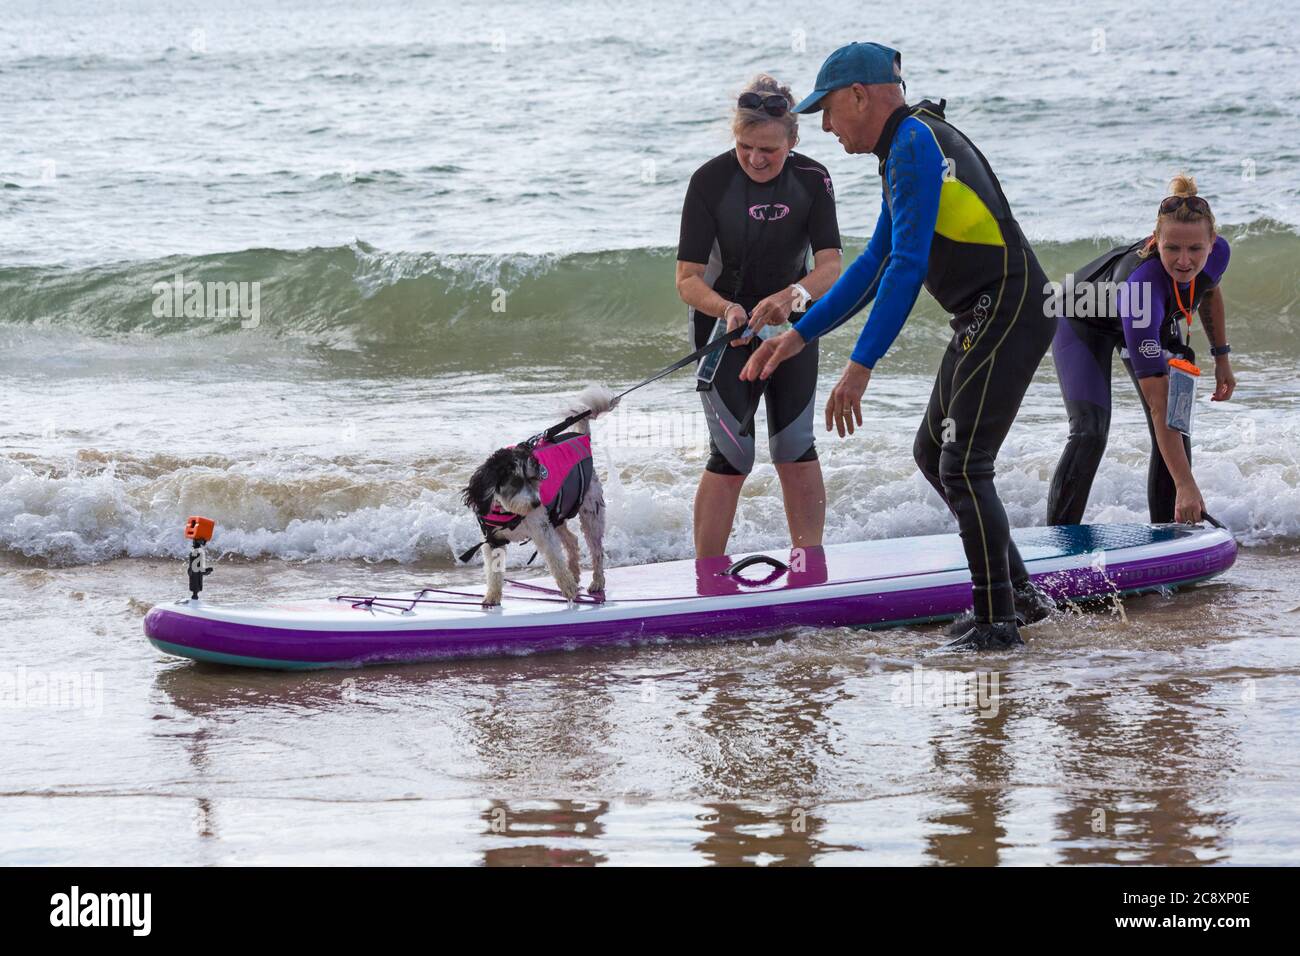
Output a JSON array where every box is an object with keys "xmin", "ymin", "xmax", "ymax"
[{"xmin": 791, "ymin": 283, "xmax": 811, "ymax": 311}]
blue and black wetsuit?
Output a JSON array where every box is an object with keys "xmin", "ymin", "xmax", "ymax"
[
  {"xmin": 1047, "ymin": 236, "xmax": 1231, "ymax": 524},
  {"xmin": 678, "ymin": 149, "xmax": 841, "ymax": 475},
  {"xmin": 792, "ymin": 100, "xmax": 1057, "ymax": 624}
]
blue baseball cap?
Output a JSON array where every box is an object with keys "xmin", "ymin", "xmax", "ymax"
[{"xmin": 793, "ymin": 42, "xmax": 903, "ymax": 114}]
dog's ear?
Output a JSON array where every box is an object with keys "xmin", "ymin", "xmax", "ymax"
[
  {"xmin": 462, "ymin": 457, "xmax": 498, "ymax": 514},
  {"xmin": 462, "ymin": 448, "xmax": 514, "ymax": 513}
]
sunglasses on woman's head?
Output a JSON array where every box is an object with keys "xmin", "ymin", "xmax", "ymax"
[
  {"xmin": 737, "ymin": 92, "xmax": 789, "ymax": 116},
  {"xmin": 1159, "ymin": 195, "xmax": 1211, "ymax": 215}
]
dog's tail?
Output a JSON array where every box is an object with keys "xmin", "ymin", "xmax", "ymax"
[{"xmin": 564, "ymin": 385, "xmax": 619, "ymax": 434}]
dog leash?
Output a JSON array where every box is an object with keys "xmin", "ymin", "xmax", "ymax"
[
  {"xmin": 538, "ymin": 325, "xmax": 750, "ymax": 441},
  {"xmin": 458, "ymin": 325, "xmax": 752, "ymax": 565}
]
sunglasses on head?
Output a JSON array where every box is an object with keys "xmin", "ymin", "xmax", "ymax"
[
  {"xmin": 737, "ymin": 92, "xmax": 790, "ymax": 116},
  {"xmin": 1159, "ymin": 195, "xmax": 1211, "ymax": 216}
]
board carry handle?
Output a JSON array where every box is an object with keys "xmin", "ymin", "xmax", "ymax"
[
  {"xmin": 1201, "ymin": 511, "xmax": 1226, "ymax": 530},
  {"xmin": 721, "ymin": 554, "xmax": 790, "ymax": 583}
]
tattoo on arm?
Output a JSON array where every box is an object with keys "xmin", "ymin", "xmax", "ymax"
[{"xmin": 1198, "ymin": 287, "xmax": 1225, "ymax": 349}]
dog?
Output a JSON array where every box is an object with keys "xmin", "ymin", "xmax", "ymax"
[{"xmin": 461, "ymin": 386, "xmax": 616, "ymax": 607}]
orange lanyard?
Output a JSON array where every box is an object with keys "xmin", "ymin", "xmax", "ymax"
[{"xmin": 1172, "ymin": 276, "xmax": 1196, "ymax": 340}]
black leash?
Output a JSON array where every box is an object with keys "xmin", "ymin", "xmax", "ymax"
[
  {"xmin": 459, "ymin": 326, "xmax": 751, "ymax": 564},
  {"xmin": 539, "ymin": 324, "xmax": 750, "ymax": 441}
]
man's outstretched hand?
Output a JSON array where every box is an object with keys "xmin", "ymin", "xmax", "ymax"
[
  {"xmin": 739, "ymin": 329, "xmax": 806, "ymax": 381},
  {"xmin": 825, "ymin": 361, "xmax": 872, "ymax": 436}
]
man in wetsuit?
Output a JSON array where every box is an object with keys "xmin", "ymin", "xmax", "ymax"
[{"xmin": 741, "ymin": 42, "xmax": 1057, "ymax": 650}]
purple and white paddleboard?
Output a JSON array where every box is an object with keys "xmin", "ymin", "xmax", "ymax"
[{"xmin": 144, "ymin": 523, "xmax": 1236, "ymax": 669}]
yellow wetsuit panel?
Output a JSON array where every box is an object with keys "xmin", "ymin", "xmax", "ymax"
[{"xmin": 935, "ymin": 178, "xmax": 1005, "ymax": 247}]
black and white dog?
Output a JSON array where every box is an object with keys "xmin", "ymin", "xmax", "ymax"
[{"xmin": 461, "ymin": 387, "xmax": 616, "ymax": 607}]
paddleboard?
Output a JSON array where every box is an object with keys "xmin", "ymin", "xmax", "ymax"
[{"xmin": 144, "ymin": 523, "xmax": 1236, "ymax": 669}]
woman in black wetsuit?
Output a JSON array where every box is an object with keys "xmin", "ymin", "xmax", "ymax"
[
  {"xmin": 1048, "ymin": 174, "xmax": 1237, "ymax": 526},
  {"xmin": 675, "ymin": 74, "xmax": 843, "ymax": 557}
]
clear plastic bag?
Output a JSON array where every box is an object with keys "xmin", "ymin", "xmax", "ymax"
[
  {"xmin": 696, "ymin": 318, "xmax": 729, "ymax": 388},
  {"xmin": 1165, "ymin": 357, "xmax": 1200, "ymax": 436}
]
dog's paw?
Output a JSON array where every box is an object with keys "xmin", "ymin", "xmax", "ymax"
[{"xmin": 481, "ymin": 599, "xmax": 501, "ymax": 609}]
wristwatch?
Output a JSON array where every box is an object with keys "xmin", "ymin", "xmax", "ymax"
[{"xmin": 1210, "ymin": 343, "xmax": 1232, "ymax": 357}]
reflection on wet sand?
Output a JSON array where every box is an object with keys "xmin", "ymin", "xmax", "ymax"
[
  {"xmin": 925, "ymin": 669, "xmax": 1016, "ymax": 867},
  {"xmin": 1051, "ymin": 676, "xmax": 1234, "ymax": 865},
  {"xmin": 145, "ymin": 579, "xmax": 1290, "ymax": 865},
  {"xmin": 693, "ymin": 802, "xmax": 858, "ymax": 866},
  {"xmin": 480, "ymin": 800, "xmax": 608, "ymax": 866}
]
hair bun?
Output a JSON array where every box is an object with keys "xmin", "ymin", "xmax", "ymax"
[{"xmin": 1142, "ymin": 171, "xmax": 1214, "ymax": 257}]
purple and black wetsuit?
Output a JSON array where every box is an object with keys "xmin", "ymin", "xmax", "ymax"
[{"xmin": 1047, "ymin": 235, "xmax": 1231, "ymax": 524}]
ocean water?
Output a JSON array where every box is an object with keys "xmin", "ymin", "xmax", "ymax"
[{"xmin": 1, "ymin": 0, "xmax": 1299, "ymax": 865}]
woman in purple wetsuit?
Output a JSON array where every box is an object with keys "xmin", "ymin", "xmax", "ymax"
[{"xmin": 1047, "ymin": 174, "xmax": 1237, "ymax": 526}]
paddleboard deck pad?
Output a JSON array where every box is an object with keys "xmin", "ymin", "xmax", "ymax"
[{"xmin": 144, "ymin": 523, "xmax": 1236, "ymax": 669}]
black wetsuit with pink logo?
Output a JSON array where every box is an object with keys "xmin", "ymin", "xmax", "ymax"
[{"xmin": 678, "ymin": 150, "xmax": 841, "ymax": 475}]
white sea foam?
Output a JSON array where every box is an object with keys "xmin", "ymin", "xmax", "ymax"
[{"xmin": 2, "ymin": 420, "xmax": 1297, "ymax": 567}]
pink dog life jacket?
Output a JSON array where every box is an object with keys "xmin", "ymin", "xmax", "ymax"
[{"xmin": 479, "ymin": 432, "xmax": 594, "ymax": 537}]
